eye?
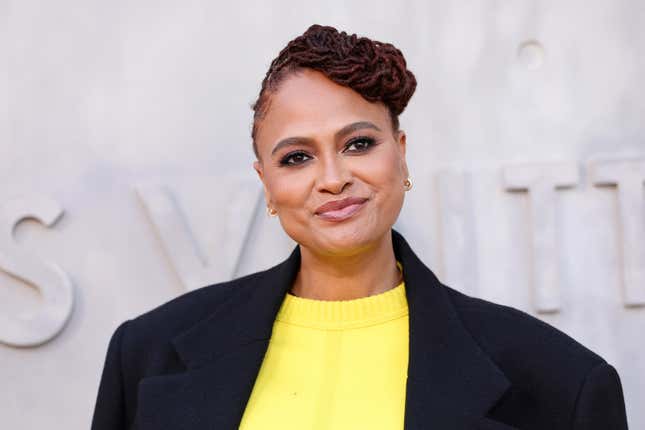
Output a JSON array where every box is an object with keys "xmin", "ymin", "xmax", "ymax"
[
  {"xmin": 279, "ymin": 151, "xmax": 312, "ymax": 166},
  {"xmin": 343, "ymin": 136, "xmax": 376, "ymax": 153}
]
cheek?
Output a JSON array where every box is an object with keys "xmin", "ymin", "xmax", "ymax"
[
  {"xmin": 266, "ymin": 170, "xmax": 311, "ymax": 209},
  {"xmin": 355, "ymin": 149, "xmax": 406, "ymax": 223},
  {"xmin": 356, "ymin": 148, "xmax": 405, "ymax": 192}
]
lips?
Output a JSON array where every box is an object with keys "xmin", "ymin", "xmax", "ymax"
[{"xmin": 315, "ymin": 196, "xmax": 369, "ymax": 221}]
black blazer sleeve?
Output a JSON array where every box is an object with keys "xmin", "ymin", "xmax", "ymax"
[
  {"xmin": 572, "ymin": 362, "xmax": 628, "ymax": 429},
  {"xmin": 91, "ymin": 320, "xmax": 130, "ymax": 430}
]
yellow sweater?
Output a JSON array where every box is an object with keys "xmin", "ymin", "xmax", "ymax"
[{"xmin": 239, "ymin": 279, "xmax": 409, "ymax": 430}]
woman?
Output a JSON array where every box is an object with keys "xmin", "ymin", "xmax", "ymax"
[{"xmin": 91, "ymin": 25, "xmax": 628, "ymax": 429}]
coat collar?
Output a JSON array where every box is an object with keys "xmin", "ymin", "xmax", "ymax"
[{"xmin": 146, "ymin": 230, "xmax": 514, "ymax": 429}]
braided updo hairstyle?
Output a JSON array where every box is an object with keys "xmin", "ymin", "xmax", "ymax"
[{"xmin": 251, "ymin": 24, "xmax": 417, "ymax": 157}]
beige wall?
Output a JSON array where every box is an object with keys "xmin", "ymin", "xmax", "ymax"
[{"xmin": 1, "ymin": 0, "xmax": 644, "ymax": 428}]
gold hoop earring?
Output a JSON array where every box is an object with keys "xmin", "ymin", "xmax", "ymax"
[
  {"xmin": 266, "ymin": 206, "xmax": 278, "ymax": 217},
  {"xmin": 403, "ymin": 177, "xmax": 413, "ymax": 191}
]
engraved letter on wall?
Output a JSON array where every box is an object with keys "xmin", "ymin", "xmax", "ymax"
[
  {"xmin": 503, "ymin": 162, "xmax": 579, "ymax": 313},
  {"xmin": 436, "ymin": 170, "xmax": 478, "ymax": 295},
  {"xmin": 136, "ymin": 178, "xmax": 260, "ymax": 291},
  {"xmin": 0, "ymin": 196, "xmax": 74, "ymax": 347},
  {"xmin": 589, "ymin": 158, "xmax": 645, "ymax": 307}
]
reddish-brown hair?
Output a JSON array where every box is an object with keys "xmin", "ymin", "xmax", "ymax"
[{"xmin": 251, "ymin": 24, "xmax": 417, "ymax": 157}]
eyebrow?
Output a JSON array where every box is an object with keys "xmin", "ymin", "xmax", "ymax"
[{"xmin": 270, "ymin": 121, "xmax": 382, "ymax": 156}]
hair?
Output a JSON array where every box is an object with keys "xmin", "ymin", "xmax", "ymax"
[{"xmin": 251, "ymin": 24, "xmax": 417, "ymax": 157}]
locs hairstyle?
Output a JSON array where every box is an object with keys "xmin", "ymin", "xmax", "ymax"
[{"xmin": 251, "ymin": 24, "xmax": 417, "ymax": 157}]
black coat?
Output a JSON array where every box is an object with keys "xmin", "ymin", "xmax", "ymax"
[{"xmin": 91, "ymin": 230, "xmax": 628, "ymax": 429}]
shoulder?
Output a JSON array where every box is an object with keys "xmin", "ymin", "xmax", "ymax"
[
  {"xmin": 94, "ymin": 268, "xmax": 278, "ymax": 425},
  {"xmin": 442, "ymin": 285, "xmax": 621, "ymax": 425},
  {"xmin": 113, "ymin": 269, "xmax": 267, "ymax": 376},
  {"xmin": 443, "ymin": 285, "xmax": 605, "ymax": 371},
  {"xmin": 132, "ymin": 270, "xmax": 263, "ymax": 334}
]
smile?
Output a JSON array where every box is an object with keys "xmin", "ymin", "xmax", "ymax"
[{"xmin": 314, "ymin": 197, "xmax": 369, "ymax": 222}]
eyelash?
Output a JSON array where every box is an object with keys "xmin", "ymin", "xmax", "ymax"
[{"xmin": 278, "ymin": 136, "xmax": 377, "ymax": 167}]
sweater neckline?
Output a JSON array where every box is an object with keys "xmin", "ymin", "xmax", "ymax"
[{"xmin": 275, "ymin": 279, "xmax": 408, "ymax": 330}]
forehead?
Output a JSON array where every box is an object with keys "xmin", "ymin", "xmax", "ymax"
[{"xmin": 256, "ymin": 69, "xmax": 390, "ymax": 149}]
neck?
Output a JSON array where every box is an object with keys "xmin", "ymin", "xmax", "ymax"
[{"xmin": 290, "ymin": 231, "xmax": 402, "ymax": 301}]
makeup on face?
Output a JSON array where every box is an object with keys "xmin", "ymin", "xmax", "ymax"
[
  {"xmin": 270, "ymin": 121, "xmax": 383, "ymax": 167},
  {"xmin": 314, "ymin": 196, "xmax": 369, "ymax": 222},
  {"xmin": 252, "ymin": 69, "xmax": 408, "ymax": 253}
]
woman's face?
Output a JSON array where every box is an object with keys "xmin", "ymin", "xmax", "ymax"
[{"xmin": 253, "ymin": 68, "xmax": 409, "ymax": 256}]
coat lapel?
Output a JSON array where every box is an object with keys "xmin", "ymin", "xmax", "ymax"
[
  {"xmin": 133, "ymin": 246, "xmax": 301, "ymax": 429},
  {"xmin": 135, "ymin": 230, "xmax": 515, "ymax": 429},
  {"xmin": 392, "ymin": 231, "xmax": 515, "ymax": 429}
]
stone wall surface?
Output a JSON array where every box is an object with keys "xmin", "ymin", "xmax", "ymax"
[{"xmin": 0, "ymin": 0, "xmax": 643, "ymax": 428}]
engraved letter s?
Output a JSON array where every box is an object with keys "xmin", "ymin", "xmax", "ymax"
[{"xmin": 0, "ymin": 196, "xmax": 74, "ymax": 347}]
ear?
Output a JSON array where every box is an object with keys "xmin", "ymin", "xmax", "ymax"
[
  {"xmin": 253, "ymin": 159, "xmax": 264, "ymax": 181},
  {"xmin": 396, "ymin": 130, "xmax": 409, "ymax": 179},
  {"xmin": 253, "ymin": 160, "xmax": 272, "ymax": 207}
]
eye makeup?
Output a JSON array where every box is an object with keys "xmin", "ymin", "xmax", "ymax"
[
  {"xmin": 278, "ymin": 150, "xmax": 313, "ymax": 166},
  {"xmin": 276, "ymin": 135, "xmax": 380, "ymax": 167},
  {"xmin": 342, "ymin": 135, "xmax": 378, "ymax": 153}
]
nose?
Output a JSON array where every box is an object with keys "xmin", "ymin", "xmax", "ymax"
[{"xmin": 316, "ymin": 153, "xmax": 352, "ymax": 194}]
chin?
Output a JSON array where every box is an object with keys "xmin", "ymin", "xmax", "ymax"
[{"xmin": 307, "ymin": 222, "xmax": 387, "ymax": 257}]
